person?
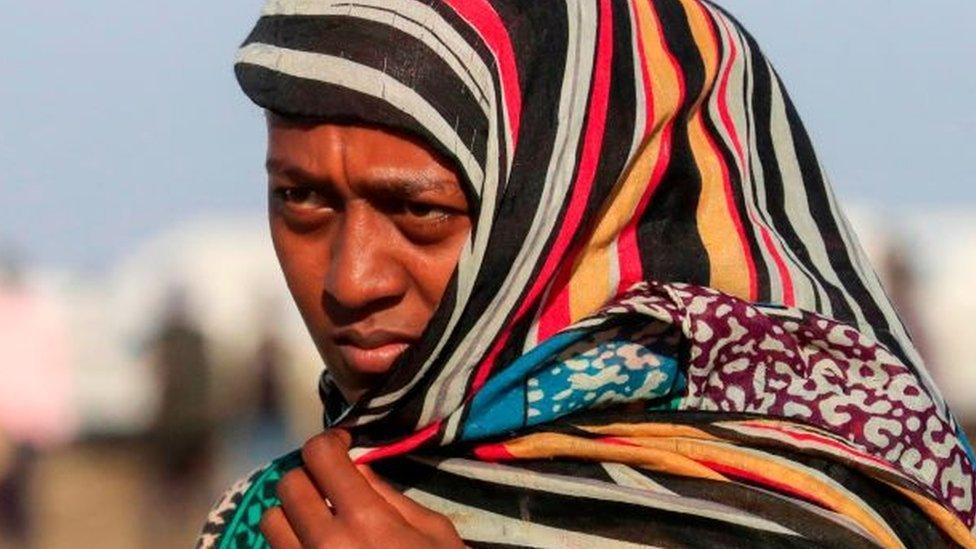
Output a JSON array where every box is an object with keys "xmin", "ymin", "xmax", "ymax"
[
  {"xmin": 0, "ymin": 250, "xmax": 75, "ymax": 545},
  {"xmin": 147, "ymin": 290, "xmax": 214, "ymax": 488},
  {"xmin": 200, "ymin": 1, "xmax": 976, "ymax": 547}
]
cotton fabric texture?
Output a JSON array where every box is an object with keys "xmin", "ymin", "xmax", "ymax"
[{"xmin": 199, "ymin": 0, "xmax": 976, "ymax": 547}]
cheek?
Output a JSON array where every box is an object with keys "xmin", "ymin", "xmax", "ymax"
[
  {"xmin": 270, "ymin": 220, "xmax": 329, "ymax": 326},
  {"xmin": 407, "ymin": 224, "xmax": 470, "ymax": 307}
]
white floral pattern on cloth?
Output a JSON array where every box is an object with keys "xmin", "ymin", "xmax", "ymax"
[
  {"xmin": 525, "ymin": 323, "xmax": 681, "ymax": 426},
  {"xmin": 600, "ymin": 281, "xmax": 976, "ymax": 529}
]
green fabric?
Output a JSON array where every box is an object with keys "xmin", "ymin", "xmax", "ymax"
[{"xmin": 217, "ymin": 451, "xmax": 302, "ymax": 549}]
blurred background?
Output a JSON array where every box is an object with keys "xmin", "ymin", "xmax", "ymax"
[{"xmin": 1, "ymin": 0, "xmax": 974, "ymax": 547}]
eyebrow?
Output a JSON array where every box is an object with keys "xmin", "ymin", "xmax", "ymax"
[{"xmin": 266, "ymin": 157, "xmax": 458, "ymax": 198}]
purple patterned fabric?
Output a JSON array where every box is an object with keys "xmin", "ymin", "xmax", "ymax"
[{"xmin": 601, "ymin": 281, "xmax": 975, "ymax": 527}]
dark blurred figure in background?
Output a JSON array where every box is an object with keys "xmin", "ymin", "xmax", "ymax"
[
  {"xmin": 880, "ymin": 238, "xmax": 930, "ymax": 367},
  {"xmin": 144, "ymin": 289, "xmax": 214, "ymax": 544},
  {"xmin": 0, "ymin": 248, "xmax": 74, "ymax": 546},
  {"xmin": 247, "ymin": 325, "xmax": 289, "ymax": 465}
]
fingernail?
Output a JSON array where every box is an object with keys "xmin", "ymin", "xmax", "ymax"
[{"xmin": 331, "ymin": 429, "xmax": 352, "ymax": 446}]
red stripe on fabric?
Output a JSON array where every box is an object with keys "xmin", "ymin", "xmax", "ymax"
[
  {"xmin": 598, "ymin": 436, "xmax": 640, "ymax": 447},
  {"xmin": 632, "ymin": 1, "xmax": 655, "ymax": 136},
  {"xmin": 469, "ymin": 0, "xmax": 617, "ymax": 394},
  {"xmin": 441, "ymin": 0, "xmax": 521, "ymax": 147},
  {"xmin": 473, "ymin": 442, "xmax": 517, "ymax": 462},
  {"xmin": 354, "ymin": 422, "xmax": 440, "ymax": 464},
  {"xmin": 617, "ymin": 0, "xmax": 684, "ymax": 291},
  {"xmin": 736, "ymin": 421, "xmax": 894, "ymax": 470},
  {"xmin": 701, "ymin": 12, "xmax": 757, "ymax": 301},
  {"xmin": 535, "ymin": 0, "xmax": 616, "ymax": 342},
  {"xmin": 751, "ymin": 210, "xmax": 795, "ymax": 305},
  {"xmin": 713, "ymin": 14, "xmax": 794, "ymax": 304},
  {"xmin": 697, "ymin": 459, "xmax": 829, "ymax": 508}
]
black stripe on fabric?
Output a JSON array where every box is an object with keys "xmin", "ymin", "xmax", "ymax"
[
  {"xmin": 636, "ymin": 0, "xmax": 710, "ymax": 286},
  {"xmin": 775, "ymin": 78, "xmax": 913, "ymax": 366},
  {"xmin": 576, "ymin": 0, "xmax": 640, "ymax": 233},
  {"xmin": 524, "ymin": 409, "xmax": 955, "ymax": 546},
  {"xmin": 350, "ymin": 4, "xmax": 572, "ymax": 421},
  {"xmin": 351, "ymin": 272, "xmax": 462, "ymax": 444},
  {"xmin": 633, "ymin": 469, "xmax": 879, "ymax": 548},
  {"xmin": 741, "ymin": 29, "xmax": 857, "ymax": 323},
  {"xmin": 732, "ymin": 22, "xmax": 827, "ymax": 314},
  {"xmin": 731, "ymin": 441, "xmax": 958, "ymax": 547},
  {"xmin": 243, "ymin": 14, "xmax": 488, "ymax": 167},
  {"xmin": 433, "ymin": 297, "xmax": 546, "ymax": 445},
  {"xmin": 237, "ymin": 63, "xmax": 435, "ymax": 148},
  {"xmin": 421, "ymin": 0, "xmax": 511, "ymax": 211},
  {"xmin": 694, "ymin": 9, "xmax": 772, "ymax": 301},
  {"xmin": 372, "ymin": 456, "xmax": 816, "ymax": 548},
  {"xmin": 514, "ymin": 457, "xmax": 616, "ymax": 484},
  {"xmin": 413, "ymin": 5, "xmax": 575, "ymax": 407}
]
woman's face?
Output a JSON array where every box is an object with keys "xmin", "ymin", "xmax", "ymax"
[{"xmin": 266, "ymin": 115, "xmax": 471, "ymax": 402}]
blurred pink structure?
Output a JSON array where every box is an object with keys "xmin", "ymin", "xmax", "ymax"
[{"xmin": 0, "ymin": 283, "xmax": 76, "ymax": 449}]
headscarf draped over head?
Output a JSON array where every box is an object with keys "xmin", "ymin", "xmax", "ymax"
[{"xmin": 206, "ymin": 1, "xmax": 976, "ymax": 547}]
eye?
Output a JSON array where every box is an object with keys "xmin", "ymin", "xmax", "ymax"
[
  {"xmin": 273, "ymin": 186, "xmax": 331, "ymax": 210},
  {"xmin": 404, "ymin": 201, "xmax": 450, "ymax": 219}
]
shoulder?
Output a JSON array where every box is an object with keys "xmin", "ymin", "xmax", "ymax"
[{"xmin": 196, "ymin": 450, "xmax": 303, "ymax": 549}]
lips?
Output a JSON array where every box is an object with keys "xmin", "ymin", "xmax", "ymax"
[
  {"xmin": 333, "ymin": 329, "xmax": 416, "ymax": 374},
  {"xmin": 336, "ymin": 342, "xmax": 410, "ymax": 374}
]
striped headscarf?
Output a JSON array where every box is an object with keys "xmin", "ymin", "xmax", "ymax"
[{"xmin": 206, "ymin": 0, "xmax": 976, "ymax": 546}]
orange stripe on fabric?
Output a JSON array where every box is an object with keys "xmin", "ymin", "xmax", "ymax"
[
  {"xmin": 565, "ymin": 0, "xmax": 684, "ymax": 322},
  {"xmin": 710, "ymin": 12, "xmax": 795, "ymax": 304},
  {"xmin": 888, "ymin": 484, "xmax": 976, "ymax": 548},
  {"xmin": 533, "ymin": 0, "xmax": 615, "ymax": 343},
  {"xmin": 493, "ymin": 432, "xmax": 727, "ymax": 481},
  {"xmin": 677, "ymin": 0, "xmax": 754, "ymax": 301},
  {"xmin": 626, "ymin": 436, "xmax": 904, "ymax": 548},
  {"xmin": 576, "ymin": 421, "xmax": 717, "ymax": 441}
]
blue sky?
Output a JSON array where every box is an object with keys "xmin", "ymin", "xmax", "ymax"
[{"xmin": 2, "ymin": 1, "xmax": 974, "ymax": 271}]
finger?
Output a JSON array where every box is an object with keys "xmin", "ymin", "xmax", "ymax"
[
  {"xmin": 359, "ymin": 465, "xmax": 461, "ymax": 543},
  {"xmin": 259, "ymin": 507, "xmax": 301, "ymax": 549},
  {"xmin": 276, "ymin": 468, "xmax": 333, "ymax": 544},
  {"xmin": 301, "ymin": 430, "xmax": 384, "ymax": 513},
  {"xmin": 357, "ymin": 465, "xmax": 429, "ymax": 523}
]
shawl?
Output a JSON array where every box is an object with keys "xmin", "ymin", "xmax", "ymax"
[{"xmin": 200, "ymin": 1, "xmax": 976, "ymax": 547}]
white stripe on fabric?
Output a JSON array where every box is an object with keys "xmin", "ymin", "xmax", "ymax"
[
  {"xmin": 767, "ymin": 66, "xmax": 860, "ymax": 326},
  {"xmin": 404, "ymin": 488, "xmax": 657, "ymax": 548},
  {"xmin": 418, "ymin": 0, "xmax": 600, "ymax": 431},
  {"xmin": 742, "ymin": 54, "xmax": 825, "ymax": 313},
  {"xmin": 236, "ymin": 43, "xmax": 486, "ymax": 197},
  {"xmin": 702, "ymin": 6, "xmax": 784, "ymax": 302},
  {"xmin": 625, "ymin": 0, "xmax": 647, "ymax": 163},
  {"xmin": 601, "ymin": 463, "xmax": 676, "ymax": 495},
  {"xmin": 426, "ymin": 457, "xmax": 800, "ymax": 536},
  {"xmin": 692, "ymin": 440, "xmax": 902, "ymax": 546},
  {"xmin": 259, "ymin": 0, "xmax": 494, "ymax": 118},
  {"xmin": 711, "ymin": 6, "xmax": 825, "ymax": 308},
  {"xmin": 735, "ymin": 27, "xmax": 821, "ymax": 309}
]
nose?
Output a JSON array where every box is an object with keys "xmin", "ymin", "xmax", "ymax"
[{"xmin": 323, "ymin": 203, "xmax": 408, "ymax": 320}]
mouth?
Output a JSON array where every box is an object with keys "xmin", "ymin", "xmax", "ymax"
[
  {"xmin": 336, "ymin": 342, "xmax": 410, "ymax": 373},
  {"xmin": 333, "ymin": 330, "xmax": 415, "ymax": 374}
]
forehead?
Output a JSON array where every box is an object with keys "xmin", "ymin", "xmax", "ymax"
[{"xmin": 266, "ymin": 115, "xmax": 463, "ymax": 190}]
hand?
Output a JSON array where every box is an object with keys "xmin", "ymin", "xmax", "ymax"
[{"xmin": 260, "ymin": 430, "xmax": 464, "ymax": 548}]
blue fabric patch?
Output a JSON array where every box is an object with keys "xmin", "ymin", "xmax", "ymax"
[
  {"xmin": 956, "ymin": 424, "xmax": 976, "ymax": 472},
  {"xmin": 461, "ymin": 322, "xmax": 680, "ymax": 441},
  {"xmin": 462, "ymin": 331, "xmax": 585, "ymax": 440}
]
